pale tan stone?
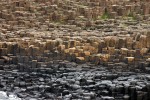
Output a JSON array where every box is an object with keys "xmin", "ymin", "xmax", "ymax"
[
  {"xmin": 104, "ymin": 36, "xmax": 111, "ymax": 47},
  {"xmin": 147, "ymin": 32, "xmax": 150, "ymax": 48},
  {"xmin": 127, "ymin": 50, "xmax": 136, "ymax": 57},
  {"xmin": 140, "ymin": 48, "xmax": 149, "ymax": 55},
  {"xmin": 121, "ymin": 48, "xmax": 128, "ymax": 55},
  {"xmin": 139, "ymin": 35, "xmax": 147, "ymax": 48},
  {"xmin": 82, "ymin": 46, "xmax": 89, "ymax": 51},
  {"xmin": 109, "ymin": 36, "xmax": 117, "ymax": 47},
  {"xmin": 125, "ymin": 57, "xmax": 135, "ymax": 64},
  {"xmin": 76, "ymin": 57, "xmax": 85, "ymax": 63},
  {"xmin": 58, "ymin": 45, "xmax": 65, "ymax": 52},
  {"xmin": 108, "ymin": 47, "xmax": 115, "ymax": 55},
  {"xmin": 126, "ymin": 37, "xmax": 133, "ymax": 49},
  {"xmin": 102, "ymin": 47, "xmax": 108, "ymax": 54},
  {"xmin": 100, "ymin": 54, "xmax": 110, "ymax": 62},
  {"xmin": 69, "ymin": 47, "xmax": 76, "ymax": 53},
  {"xmin": 45, "ymin": 40, "xmax": 52, "ymax": 50},
  {"xmin": 64, "ymin": 49, "xmax": 69, "ymax": 54},
  {"xmin": 92, "ymin": 42, "xmax": 99, "ymax": 48},
  {"xmin": 146, "ymin": 58, "xmax": 150, "ymax": 62},
  {"xmin": 83, "ymin": 51, "xmax": 91, "ymax": 56}
]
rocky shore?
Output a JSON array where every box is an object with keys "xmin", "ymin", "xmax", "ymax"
[
  {"xmin": 0, "ymin": 0, "xmax": 149, "ymax": 100},
  {"xmin": 0, "ymin": 0, "xmax": 149, "ymax": 69},
  {"xmin": 0, "ymin": 61, "xmax": 150, "ymax": 100}
]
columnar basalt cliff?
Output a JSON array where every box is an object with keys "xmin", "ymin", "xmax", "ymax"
[
  {"xmin": 0, "ymin": 0, "xmax": 150, "ymax": 31},
  {"xmin": 0, "ymin": 0, "xmax": 150, "ymax": 100},
  {"xmin": 0, "ymin": 30, "xmax": 150, "ymax": 71},
  {"xmin": 0, "ymin": 0, "xmax": 149, "ymax": 70}
]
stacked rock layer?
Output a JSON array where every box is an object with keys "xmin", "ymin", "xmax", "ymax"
[
  {"xmin": 0, "ymin": 0, "xmax": 149, "ymax": 71},
  {"xmin": 0, "ymin": 0, "xmax": 150, "ymax": 100}
]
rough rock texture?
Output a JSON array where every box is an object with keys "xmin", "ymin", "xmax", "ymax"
[
  {"xmin": 0, "ymin": 61, "xmax": 150, "ymax": 100},
  {"xmin": 0, "ymin": 29, "xmax": 150, "ymax": 71},
  {"xmin": 0, "ymin": 0, "xmax": 149, "ymax": 69},
  {"xmin": 0, "ymin": 0, "xmax": 150, "ymax": 100}
]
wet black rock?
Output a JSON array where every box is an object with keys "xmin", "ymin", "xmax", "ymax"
[{"xmin": 0, "ymin": 61, "xmax": 150, "ymax": 99}]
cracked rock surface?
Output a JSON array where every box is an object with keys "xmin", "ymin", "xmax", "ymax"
[
  {"xmin": 0, "ymin": 61, "xmax": 150, "ymax": 100},
  {"xmin": 0, "ymin": 0, "xmax": 150, "ymax": 100}
]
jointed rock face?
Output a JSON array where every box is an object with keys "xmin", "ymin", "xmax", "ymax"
[
  {"xmin": 0, "ymin": 0, "xmax": 150, "ymax": 100},
  {"xmin": 0, "ymin": 0, "xmax": 149, "ymax": 70}
]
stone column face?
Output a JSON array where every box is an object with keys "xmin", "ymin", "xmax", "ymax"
[
  {"xmin": 147, "ymin": 32, "xmax": 150, "ymax": 48},
  {"xmin": 142, "ymin": 4, "xmax": 150, "ymax": 15},
  {"xmin": 0, "ymin": 0, "xmax": 149, "ymax": 70},
  {"xmin": 139, "ymin": 35, "xmax": 147, "ymax": 48},
  {"xmin": 118, "ymin": 38, "xmax": 126, "ymax": 49}
]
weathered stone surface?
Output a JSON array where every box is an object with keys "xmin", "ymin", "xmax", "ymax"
[
  {"xmin": 0, "ymin": 0, "xmax": 149, "ymax": 99},
  {"xmin": 76, "ymin": 57, "xmax": 85, "ymax": 64},
  {"xmin": 125, "ymin": 57, "xmax": 135, "ymax": 64}
]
